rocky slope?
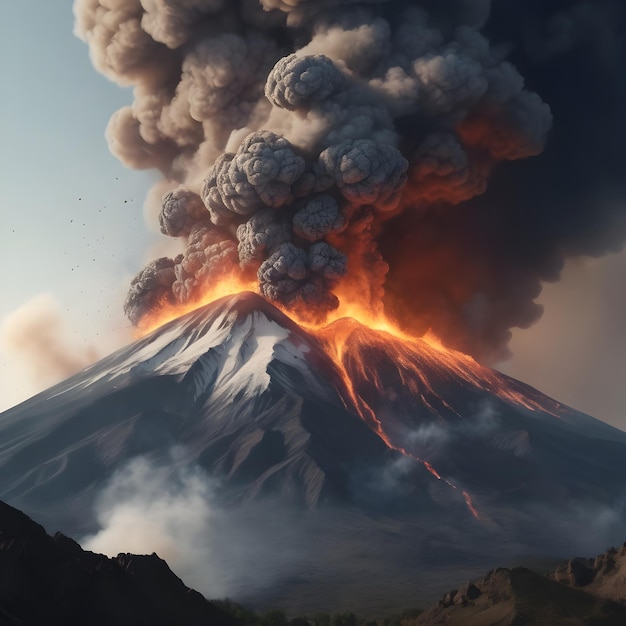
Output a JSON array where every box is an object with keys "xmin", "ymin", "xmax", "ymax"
[
  {"xmin": 1, "ymin": 293, "xmax": 626, "ymax": 613},
  {"xmin": 0, "ymin": 500, "xmax": 236, "ymax": 626},
  {"xmin": 414, "ymin": 561, "xmax": 626, "ymax": 626},
  {"xmin": 553, "ymin": 543, "xmax": 626, "ymax": 605}
]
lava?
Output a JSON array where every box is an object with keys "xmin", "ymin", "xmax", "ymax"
[
  {"xmin": 313, "ymin": 317, "xmax": 483, "ymax": 520},
  {"xmin": 136, "ymin": 287, "xmax": 565, "ymax": 521},
  {"xmin": 136, "ymin": 277, "xmax": 257, "ymax": 336}
]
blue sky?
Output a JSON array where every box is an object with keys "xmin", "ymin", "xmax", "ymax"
[
  {"xmin": 0, "ymin": 1, "xmax": 159, "ymax": 406},
  {"xmin": 1, "ymin": 1, "xmax": 625, "ymax": 429}
]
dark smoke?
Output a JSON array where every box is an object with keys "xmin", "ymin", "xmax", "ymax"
[{"xmin": 74, "ymin": 0, "xmax": 626, "ymax": 360}]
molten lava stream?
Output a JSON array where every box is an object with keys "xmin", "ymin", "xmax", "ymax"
[
  {"xmin": 314, "ymin": 317, "xmax": 482, "ymax": 521},
  {"xmin": 137, "ymin": 285, "xmax": 482, "ymax": 520},
  {"xmin": 136, "ymin": 278, "xmax": 258, "ymax": 336}
]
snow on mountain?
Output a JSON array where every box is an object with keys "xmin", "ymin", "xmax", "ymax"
[{"xmin": 1, "ymin": 292, "xmax": 626, "ymax": 611}]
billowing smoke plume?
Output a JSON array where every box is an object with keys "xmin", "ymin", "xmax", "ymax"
[{"xmin": 75, "ymin": 0, "xmax": 626, "ymax": 360}]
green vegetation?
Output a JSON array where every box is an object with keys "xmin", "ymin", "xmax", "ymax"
[{"xmin": 213, "ymin": 599, "xmax": 422, "ymax": 626}]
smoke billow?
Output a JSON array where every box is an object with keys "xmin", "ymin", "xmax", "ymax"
[
  {"xmin": 74, "ymin": 0, "xmax": 626, "ymax": 360},
  {"xmin": 82, "ymin": 454, "xmax": 311, "ymax": 600},
  {"xmin": 0, "ymin": 294, "xmax": 100, "ymax": 390}
]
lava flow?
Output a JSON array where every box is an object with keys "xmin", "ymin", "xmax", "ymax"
[
  {"xmin": 137, "ymin": 288, "xmax": 566, "ymax": 520},
  {"xmin": 314, "ymin": 317, "xmax": 483, "ymax": 520}
]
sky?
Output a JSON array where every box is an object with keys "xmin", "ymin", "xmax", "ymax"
[
  {"xmin": 0, "ymin": 1, "xmax": 159, "ymax": 408},
  {"xmin": 1, "ymin": 1, "xmax": 625, "ymax": 430}
]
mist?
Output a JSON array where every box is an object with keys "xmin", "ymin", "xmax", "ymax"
[
  {"xmin": 81, "ymin": 452, "xmax": 312, "ymax": 601},
  {"xmin": 0, "ymin": 294, "xmax": 101, "ymax": 407}
]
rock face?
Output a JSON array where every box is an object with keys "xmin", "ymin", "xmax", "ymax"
[
  {"xmin": 554, "ymin": 543, "xmax": 626, "ymax": 605},
  {"xmin": 0, "ymin": 500, "xmax": 236, "ymax": 626},
  {"xmin": 415, "ymin": 566, "xmax": 626, "ymax": 626}
]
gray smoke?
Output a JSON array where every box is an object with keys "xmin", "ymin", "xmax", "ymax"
[
  {"xmin": 159, "ymin": 188, "xmax": 208, "ymax": 237},
  {"xmin": 265, "ymin": 53, "xmax": 345, "ymax": 111},
  {"xmin": 293, "ymin": 195, "xmax": 345, "ymax": 241},
  {"xmin": 124, "ymin": 257, "xmax": 178, "ymax": 326},
  {"xmin": 75, "ymin": 0, "xmax": 562, "ymax": 344},
  {"xmin": 81, "ymin": 454, "xmax": 312, "ymax": 600}
]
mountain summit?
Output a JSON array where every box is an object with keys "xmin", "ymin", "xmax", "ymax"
[{"xmin": 1, "ymin": 292, "xmax": 625, "ymax": 611}]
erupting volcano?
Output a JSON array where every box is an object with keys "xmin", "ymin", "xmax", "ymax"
[
  {"xmin": 70, "ymin": 0, "xmax": 565, "ymax": 364},
  {"xmin": 3, "ymin": 0, "xmax": 626, "ymax": 616},
  {"xmin": 2, "ymin": 291, "xmax": 626, "ymax": 609},
  {"xmin": 2, "ymin": 292, "xmax": 626, "ymax": 558}
]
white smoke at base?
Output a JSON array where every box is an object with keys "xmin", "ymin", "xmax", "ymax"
[{"xmin": 81, "ymin": 453, "xmax": 310, "ymax": 600}]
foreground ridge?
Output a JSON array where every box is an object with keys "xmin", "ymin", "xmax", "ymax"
[
  {"xmin": 414, "ymin": 543, "xmax": 626, "ymax": 626},
  {"xmin": 0, "ymin": 500, "xmax": 235, "ymax": 626},
  {"xmin": 2, "ymin": 499, "xmax": 626, "ymax": 626}
]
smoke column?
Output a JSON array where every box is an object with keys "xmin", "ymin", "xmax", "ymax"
[{"xmin": 74, "ymin": 0, "xmax": 626, "ymax": 361}]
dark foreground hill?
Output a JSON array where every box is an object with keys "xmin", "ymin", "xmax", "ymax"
[
  {"xmin": 3, "ymin": 498, "xmax": 626, "ymax": 626},
  {"xmin": 0, "ymin": 500, "xmax": 235, "ymax": 626}
]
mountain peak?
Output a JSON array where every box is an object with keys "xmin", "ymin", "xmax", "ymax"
[{"xmin": 1, "ymin": 292, "xmax": 626, "ymax": 612}]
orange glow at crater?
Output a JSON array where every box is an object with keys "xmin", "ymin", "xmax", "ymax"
[
  {"xmin": 136, "ymin": 276, "xmax": 258, "ymax": 336},
  {"xmin": 136, "ymin": 277, "xmax": 566, "ymax": 523}
]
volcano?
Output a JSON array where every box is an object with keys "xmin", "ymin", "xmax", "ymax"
[{"xmin": 1, "ymin": 292, "xmax": 626, "ymax": 612}]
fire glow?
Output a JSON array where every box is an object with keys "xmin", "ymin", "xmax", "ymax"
[
  {"xmin": 137, "ymin": 282, "xmax": 565, "ymax": 520},
  {"xmin": 136, "ymin": 276, "xmax": 258, "ymax": 336},
  {"xmin": 313, "ymin": 316, "xmax": 484, "ymax": 520}
]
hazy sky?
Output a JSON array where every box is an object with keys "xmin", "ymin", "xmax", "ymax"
[
  {"xmin": 1, "ymin": 1, "xmax": 157, "ymax": 407},
  {"xmin": 1, "ymin": 1, "xmax": 625, "ymax": 430}
]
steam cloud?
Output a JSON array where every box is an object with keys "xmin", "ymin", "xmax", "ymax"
[
  {"xmin": 74, "ymin": 0, "xmax": 626, "ymax": 360},
  {"xmin": 82, "ymin": 454, "xmax": 310, "ymax": 600}
]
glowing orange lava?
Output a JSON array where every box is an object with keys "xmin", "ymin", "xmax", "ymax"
[
  {"xmin": 138, "ymin": 285, "xmax": 565, "ymax": 522},
  {"xmin": 136, "ymin": 277, "xmax": 257, "ymax": 336},
  {"xmin": 312, "ymin": 317, "xmax": 483, "ymax": 520}
]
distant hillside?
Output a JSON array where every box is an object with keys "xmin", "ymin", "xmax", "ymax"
[{"xmin": 412, "ymin": 545, "xmax": 626, "ymax": 626}]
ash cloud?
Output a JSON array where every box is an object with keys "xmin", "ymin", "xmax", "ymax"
[
  {"xmin": 1, "ymin": 294, "xmax": 100, "ymax": 391},
  {"xmin": 75, "ymin": 0, "xmax": 626, "ymax": 360}
]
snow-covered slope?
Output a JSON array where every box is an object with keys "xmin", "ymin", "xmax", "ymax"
[{"xmin": 0, "ymin": 295, "xmax": 388, "ymax": 525}]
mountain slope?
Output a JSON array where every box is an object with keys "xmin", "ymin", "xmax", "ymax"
[
  {"xmin": 414, "ymin": 566, "xmax": 626, "ymax": 626},
  {"xmin": 0, "ymin": 293, "xmax": 394, "ymax": 532},
  {"xmin": 1, "ymin": 292, "xmax": 626, "ymax": 613}
]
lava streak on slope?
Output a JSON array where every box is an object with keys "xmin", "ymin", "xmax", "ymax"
[
  {"xmin": 314, "ymin": 317, "xmax": 484, "ymax": 520},
  {"xmin": 136, "ymin": 289, "xmax": 568, "ymax": 521},
  {"xmin": 311, "ymin": 309, "xmax": 571, "ymax": 520}
]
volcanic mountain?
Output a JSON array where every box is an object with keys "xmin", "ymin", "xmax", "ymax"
[{"xmin": 1, "ymin": 292, "xmax": 625, "ymax": 612}]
